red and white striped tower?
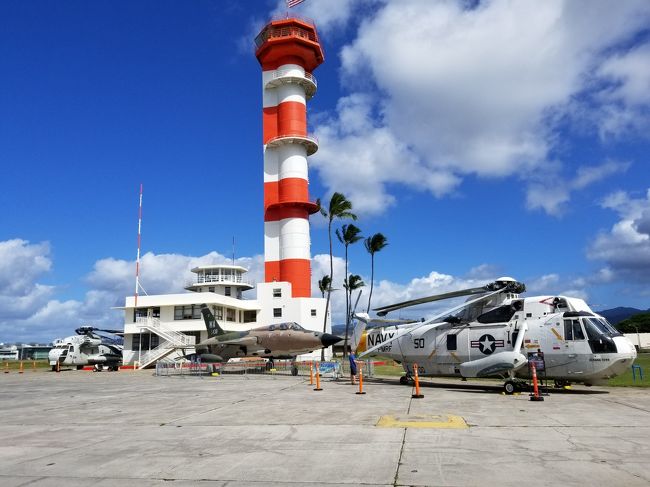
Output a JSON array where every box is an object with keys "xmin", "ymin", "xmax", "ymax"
[{"xmin": 255, "ymin": 18, "xmax": 324, "ymax": 298}]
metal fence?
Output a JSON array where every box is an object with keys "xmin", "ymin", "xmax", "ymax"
[{"xmin": 154, "ymin": 359, "xmax": 376, "ymax": 379}]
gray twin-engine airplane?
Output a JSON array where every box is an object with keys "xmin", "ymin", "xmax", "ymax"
[
  {"xmin": 182, "ymin": 304, "xmax": 342, "ymax": 365},
  {"xmin": 353, "ymin": 277, "xmax": 637, "ymax": 393}
]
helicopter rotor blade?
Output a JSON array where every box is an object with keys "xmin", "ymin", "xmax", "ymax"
[
  {"xmin": 359, "ymin": 287, "xmax": 505, "ymax": 358},
  {"xmin": 372, "ymin": 278, "xmax": 525, "ymax": 316},
  {"xmin": 373, "ymin": 286, "xmax": 489, "ymax": 316}
]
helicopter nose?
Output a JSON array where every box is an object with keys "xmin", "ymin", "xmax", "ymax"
[{"xmin": 321, "ymin": 333, "xmax": 343, "ymax": 347}]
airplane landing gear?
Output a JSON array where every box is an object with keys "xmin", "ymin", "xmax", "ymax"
[
  {"xmin": 399, "ymin": 375, "xmax": 412, "ymax": 385},
  {"xmin": 503, "ymin": 379, "xmax": 527, "ymax": 395},
  {"xmin": 503, "ymin": 380, "xmax": 517, "ymax": 395}
]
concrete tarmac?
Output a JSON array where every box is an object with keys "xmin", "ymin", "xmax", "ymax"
[{"xmin": 1, "ymin": 370, "xmax": 649, "ymax": 486}]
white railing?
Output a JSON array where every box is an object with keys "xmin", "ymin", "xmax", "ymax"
[
  {"xmin": 136, "ymin": 316, "xmax": 195, "ymax": 347},
  {"xmin": 137, "ymin": 341, "xmax": 186, "ymax": 369},
  {"xmin": 186, "ymin": 274, "xmax": 254, "ymax": 287},
  {"xmin": 266, "ymin": 133, "xmax": 319, "ymax": 156},
  {"xmin": 269, "ymin": 68, "xmax": 317, "ymax": 87},
  {"xmin": 135, "ymin": 316, "xmax": 196, "ymax": 369}
]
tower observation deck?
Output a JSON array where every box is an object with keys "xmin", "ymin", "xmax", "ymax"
[{"xmin": 255, "ymin": 18, "xmax": 324, "ymax": 298}]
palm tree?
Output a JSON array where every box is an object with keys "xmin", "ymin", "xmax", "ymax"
[
  {"xmin": 365, "ymin": 233, "xmax": 388, "ymax": 313},
  {"xmin": 336, "ymin": 223, "xmax": 363, "ymax": 356},
  {"xmin": 317, "ymin": 275, "xmax": 331, "ymax": 298},
  {"xmin": 343, "ymin": 274, "xmax": 365, "ymax": 356},
  {"xmin": 320, "ymin": 193, "xmax": 356, "ymax": 359}
]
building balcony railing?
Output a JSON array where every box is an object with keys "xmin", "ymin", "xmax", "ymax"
[
  {"xmin": 266, "ymin": 133, "xmax": 318, "ymax": 156},
  {"xmin": 265, "ymin": 69, "xmax": 317, "ymax": 99},
  {"xmin": 254, "ymin": 21, "xmax": 318, "ymax": 49},
  {"xmin": 185, "ymin": 274, "xmax": 255, "ymax": 288}
]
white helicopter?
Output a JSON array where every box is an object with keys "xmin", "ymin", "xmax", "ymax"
[
  {"xmin": 352, "ymin": 277, "xmax": 637, "ymax": 393},
  {"xmin": 48, "ymin": 327, "xmax": 123, "ymax": 371}
]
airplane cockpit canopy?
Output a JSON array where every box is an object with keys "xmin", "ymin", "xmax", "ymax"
[{"xmin": 269, "ymin": 322, "xmax": 305, "ymax": 331}]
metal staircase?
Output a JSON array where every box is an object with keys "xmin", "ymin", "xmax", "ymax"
[{"xmin": 135, "ymin": 315, "xmax": 196, "ymax": 369}]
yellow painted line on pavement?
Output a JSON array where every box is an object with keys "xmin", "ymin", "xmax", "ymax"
[{"xmin": 377, "ymin": 414, "xmax": 468, "ymax": 429}]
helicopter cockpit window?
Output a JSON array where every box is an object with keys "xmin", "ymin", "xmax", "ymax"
[
  {"xmin": 290, "ymin": 323, "xmax": 304, "ymax": 331},
  {"xmin": 447, "ymin": 334, "xmax": 457, "ymax": 351},
  {"xmin": 563, "ymin": 319, "xmax": 585, "ymax": 340},
  {"xmin": 476, "ymin": 305, "xmax": 518, "ymax": 324},
  {"xmin": 582, "ymin": 317, "xmax": 618, "ymax": 353},
  {"xmin": 68, "ymin": 345, "xmax": 74, "ymax": 352},
  {"xmin": 269, "ymin": 325, "xmax": 275, "ymax": 331},
  {"xmin": 279, "ymin": 323, "xmax": 288, "ymax": 330},
  {"xmin": 583, "ymin": 317, "xmax": 621, "ymax": 338}
]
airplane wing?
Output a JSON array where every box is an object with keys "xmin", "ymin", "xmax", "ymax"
[{"xmin": 200, "ymin": 335, "xmax": 260, "ymax": 348}]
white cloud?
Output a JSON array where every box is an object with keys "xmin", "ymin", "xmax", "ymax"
[
  {"xmin": 312, "ymin": 94, "xmax": 456, "ymax": 214},
  {"xmin": 0, "ymin": 239, "xmax": 52, "ymax": 296},
  {"xmin": 271, "ymin": 0, "xmax": 370, "ymax": 34},
  {"xmin": 588, "ymin": 188, "xmax": 650, "ymax": 280},
  {"xmin": 308, "ymin": 0, "xmax": 650, "ymax": 215},
  {"xmin": 0, "ymin": 243, "xmax": 266, "ymax": 343},
  {"xmin": 595, "ymin": 42, "xmax": 650, "ymax": 137},
  {"xmin": 526, "ymin": 159, "xmax": 630, "ymax": 215}
]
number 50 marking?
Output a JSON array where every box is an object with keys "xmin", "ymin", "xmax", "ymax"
[{"xmin": 413, "ymin": 338, "xmax": 425, "ymax": 349}]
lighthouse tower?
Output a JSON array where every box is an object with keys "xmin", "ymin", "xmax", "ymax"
[{"xmin": 255, "ymin": 18, "xmax": 324, "ymax": 298}]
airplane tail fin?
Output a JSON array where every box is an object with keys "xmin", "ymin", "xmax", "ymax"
[
  {"xmin": 351, "ymin": 313, "xmax": 370, "ymax": 352},
  {"xmin": 200, "ymin": 304, "xmax": 225, "ymax": 338}
]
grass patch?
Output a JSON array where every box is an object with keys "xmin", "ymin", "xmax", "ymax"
[
  {"xmin": 365, "ymin": 354, "xmax": 650, "ymax": 387},
  {"xmin": 1, "ymin": 359, "xmax": 51, "ymax": 372},
  {"xmin": 607, "ymin": 353, "xmax": 650, "ymax": 387}
]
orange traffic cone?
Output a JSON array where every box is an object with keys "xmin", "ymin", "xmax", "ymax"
[
  {"xmin": 412, "ymin": 363, "xmax": 424, "ymax": 399},
  {"xmin": 530, "ymin": 362, "xmax": 544, "ymax": 402},
  {"xmin": 356, "ymin": 362, "xmax": 366, "ymax": 395},
  {"xmin": 314, "ymin": 362, "xmax": 323, "ymax": 391}
]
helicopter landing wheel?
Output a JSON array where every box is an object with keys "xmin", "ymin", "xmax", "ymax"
[
  {"xmin": 554, "ymin": 379, "xmax": 569, "ymax": 389},
  {"xmin": 503, "ymin": 380, "xmax": 517, "ymax": 395},
  {"xmin": 399, "ymin": 375, "xmax": 412, "ymax": 385}
]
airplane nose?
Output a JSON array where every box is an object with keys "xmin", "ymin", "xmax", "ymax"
[{"xmin": 321, "ymin": 333, "xmax": 343, "ymax": 347}]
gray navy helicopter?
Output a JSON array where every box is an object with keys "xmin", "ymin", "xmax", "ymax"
[
  {"xmin": 48, "ymin": 326, "xmax": 123, "ymax": 371},
  {"xmin": 353, "ymin": 277, "xmax": 637, "ymax": 393}
]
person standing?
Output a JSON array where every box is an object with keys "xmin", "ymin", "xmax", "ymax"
[{"xmin": 349, "ymin": 351, "xmax": 358, "ymax": 384}]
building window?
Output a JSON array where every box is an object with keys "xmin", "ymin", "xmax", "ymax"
[
  {"xmin": 131, "ymin": 333, "xmax": 160, "ymax": 351},
  {"xmin": 174, "ymin": 305, "xmax": 202, "ymax": 320},
  {"xmin": 183, "ymin": 331, "xmax": 202, "ymax": 345},
  {"xmin": 208, "ymin": 286, "xmax": 215, "ymax": 293},
  {"xmin": 311, "ymin": 309, "xmax": 317, "ymax": 317},
  {"xmin": 133, "ymin": 307, "xmax": 160, "ymax": 321},
  {"xmin": 243, "ymin": 310, "xmax": 257, "ymax": 323},
  {"xmin": 273, "ymin": 288, "xmax": 282, "ymax": 298},
  {"xmin": 273, "ymin": 308, "xmax": 282, "ymax": 318},
  {"xmin": 226, "ymin": 308, "xmax": 235, "ymax": 321},
  {"xmin": 215, "ymin": 306, "xmax": 223, "ymax": 320},
  {"xmin": 225, "ymin": 286, "xmax": 231, "ymax": 297}
]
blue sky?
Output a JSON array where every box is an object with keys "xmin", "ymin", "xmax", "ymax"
[{"xmin": 1, "ymin": 0, "xmax": 649, "ymax": 343}]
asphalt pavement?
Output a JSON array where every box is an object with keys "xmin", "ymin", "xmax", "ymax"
[{"xmin": 1, "ymin": 370, "xmax": 649, "ymax": 486}]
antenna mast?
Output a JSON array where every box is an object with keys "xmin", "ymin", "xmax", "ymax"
[{"xmin": 134, "ymin": 183, "xmax": 143, "ymax": 307}]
